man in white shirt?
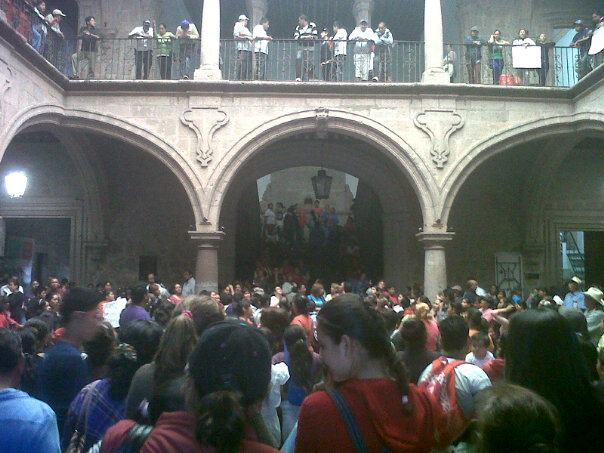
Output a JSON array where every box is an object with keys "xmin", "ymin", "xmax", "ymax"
[
  {"xmin": 294, "ymin": 15, "xmax": 318, "ymax": 81},
  {"xmin": 332, "ymin": 21, "xmax": 348, "ymax": 81},
  {"xmin": 175, "ymin": 20, "xmax": 199, "ymax": 79},
  {"xmin": 129, "ymin": 20, "xmax": 154, "ymax": 79},
  {"xmin": 234, "ymin": 15, "xmax": 253, "ymax": 80},
  {"xmin": 373, "ymin": 21, "xmax": 393, "ymax": 81},
  {"xmin": 182, "ymin": 270, "xmax": 196, "ymax": 297},
  {"xmin": 349, "ymin": 20, "xmax": 376, "ymax": 81},
  {"xmin": 419, "ymin": 316, "xmax": 492, "ymax": 419},
  {"xmin": 0, "ymin": 277, "xmax": 23, "ymax": 297},
  {"xmin": 253, "ymin": 17, "xmax": 273, "ymax": 80},
  {"xmin": 45, "ymin": 9, "xmax": 65, "ymax": 39},
  {"xmin": 512, "ymin": 28, "xmax": 537, "ymax": 86}
]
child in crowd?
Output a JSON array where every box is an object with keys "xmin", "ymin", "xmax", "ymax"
[{"xmin": 466, "ymin": 332, "xmax": 494, "ymax": 367}]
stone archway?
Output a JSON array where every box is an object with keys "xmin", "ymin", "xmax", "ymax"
[
  {"xmin": 0, "ymin": 104, "xmax": 206, "ymax": 227},
  {"xmin": 216, "ymin": 132, "xmax": 425, "ymax": 291}
]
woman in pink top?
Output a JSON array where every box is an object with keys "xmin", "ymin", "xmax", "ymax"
[{"xmin": 415, "ymin": 302, "xmax": 439, "ymax": 352}]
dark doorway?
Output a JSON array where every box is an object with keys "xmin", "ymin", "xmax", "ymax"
[
  {"xmin": 1, "ymin": 218, "xmax": 71, "ymax": 286},
  {"xmin": 585, "ymin": 231, "xmax": 604, "ymax": 287}
]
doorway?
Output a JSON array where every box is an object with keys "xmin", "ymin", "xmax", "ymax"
[
  {"xmin": 1, "ymin": 218, "xmax": 71, "ymax": 285},
  {"xmin": 560, "ymin": 230, "xmax": 604, "ymax": 286}
]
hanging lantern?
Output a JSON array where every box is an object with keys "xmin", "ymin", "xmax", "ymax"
[
  {"xmin": 4, "ymin": 171, "xmax": 28, "ymax": 198},
  {"xmin": 311, "ymin": 169, "xmax": 332, "ymax": 200}
]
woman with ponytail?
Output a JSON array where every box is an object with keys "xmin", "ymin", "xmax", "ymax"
[
  {"xmin": 101, "ymin": 321, "xmax": 279, "ymax": 453},
  {"xmin": 296, "ymin": 294, "xmax": 439, "ymax": 452}
]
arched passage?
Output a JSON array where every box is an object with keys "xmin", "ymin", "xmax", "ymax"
[
  {"xmin": 445, "ymin": 127, "xmax": 604, "ymax": 293},
  {"xmin": 217, "ymin": 132, "xmax": 425, "ymax": 290},
  {"xmin": 0, "ymin": 122, "xmax": 198, "ymax": 287}
]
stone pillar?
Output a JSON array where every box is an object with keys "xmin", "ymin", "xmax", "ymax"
[
  {"xmin": 189, "ymin": 231, "xmax": 225, "ymax": 292},
  {"xmin": 417, "ymin": 231, "xmax": 454, "ymax": 301},
  {"xmin": 246, "ymin": 0, "xmax": 268, "ymax": 26},
  {"xmin": 352, "ymin": 0, "xmax": 374, "ymax": 26},
  {"xmin": 194, "ymin": 0, "xmax": 222, "ymax": 80},
  {"xmin": 422, "ymin": 0, "xmax": 450, "ymax": 84}
]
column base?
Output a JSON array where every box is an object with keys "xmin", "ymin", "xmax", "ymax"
[
  {"xmin": 194, "ymin": 65, "xmax": 223, "ymax": 81},
  {"xmin": 422, "ymin": 68, "xmax": 451, "ymax": 84}
]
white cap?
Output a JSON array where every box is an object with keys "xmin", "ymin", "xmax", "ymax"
[
  {"xmin": 238, "ymin": 14, "xmax": 249, "ymax": 21},
  {"xmin": 52, "ymin": 9, "xmax": 66, "ymax": 17}
]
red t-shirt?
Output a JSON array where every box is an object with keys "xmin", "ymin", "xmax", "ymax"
[
  {"xmin": 291, "ymin": 314, "xmax": 314, "ymax": 345},
  {"xmin": 423, "ymin": 319, "xmax": 440, "ymax": 352},
  {"xmin": 296, "ymin": 379, "xmax": 438, "ymax": 453},
  {"xmin": 101, "ymin": 411, "xmax": 278, "ymax": 453}
]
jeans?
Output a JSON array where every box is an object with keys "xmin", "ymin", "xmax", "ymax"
[
  {"xmin": 255, "ymin": 52, "xmax": 267, "ymax": 80},
  {"xmin": 157, "ymin": 55, "xmax": 172, "ymax": 79},
  {"xmin": 491, "ymin": 59, "xmax": 504, "ymax": 84},
  {"xmin": 334, "ymin": 54, "xmax": 346, "ymax": 81},
  {"xmin": 467, "ymin": 61, "xmax": 481, "ymax": 84},
  {"xmin": 135, "ymin": 50, "xmax": 152, "ymax": 79},
  {"xmin": 235, "ymin": 50, "xmax": 252, "ymax": 80},
  {"xmin": 374, "ymin": 47, "xmax": 392, "ymax": 81},
  {"xmin": 538, "ymin": 64, "xmax": 549, "ymax": 86}
]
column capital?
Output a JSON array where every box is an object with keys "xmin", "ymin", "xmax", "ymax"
[
  {"xmin": 416, "ymin": 231, "xmax": 454, "ymax": 248},
  {"xmin": 188, "ymin": 231, "xmax": 225, "ymax": 248}
]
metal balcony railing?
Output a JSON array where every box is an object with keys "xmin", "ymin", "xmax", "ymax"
[{"xmin": 1, "ymin": 0, "xmax": 600, "ymax": 86}]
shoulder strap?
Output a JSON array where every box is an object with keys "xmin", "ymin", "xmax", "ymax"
[
  {"xmin": 117, "ymin": 423, "xmax": 154, "ymax": 453},
  {"xmin": 327, "ymin": 389, "xmax": 369, "ymax": 453}
]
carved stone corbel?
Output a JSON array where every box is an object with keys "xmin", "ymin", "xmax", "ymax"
[
  {"xmin": 414, "ymin": 109, "xmax": 464, "ymax": 169},
  {"xmin": 0, "ymin": 59, "xmax": 13, "ymax": 126},
  {"xmin": 315, "ymin": 107, "xmax": 329, "ymax": 139},
  {"xmin": 181, "ymin": 107, "xmax": 229, "ymax": 167}
]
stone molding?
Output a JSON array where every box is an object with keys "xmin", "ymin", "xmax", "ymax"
[
  {"xmin": 414, "ymin": 109, "xmax": 464, "ymax": 169},
  {"xmin": 188, "ymin": 230, "xmax": 225, "ymax": 248},
  {"xmin": 0, "ymin": 58, "xmax": 12, "ymax": 126},
  {"xmin": 181, "ymin": 107, "xmax": 229, "ymax": 167},
  {"xmin": 416, "ymin": 231, "xmax": 455, "ymax": 249}
]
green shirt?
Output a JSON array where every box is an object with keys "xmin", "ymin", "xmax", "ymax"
[
  {"xmin": 156, "ymin": 32, "xmax": 175, "ymax": 56},
  {"xmin": 488, "ymin": 41, "xmax": 504, "ymax": 60}
]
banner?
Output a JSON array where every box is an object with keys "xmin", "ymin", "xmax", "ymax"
[
  {"xmin": 589, "ymin": 27, "xmax": 604, "ymax": 55},
  {"xmin": 512, "ymin": 45, "xmax": 542, "ymax": 69}
]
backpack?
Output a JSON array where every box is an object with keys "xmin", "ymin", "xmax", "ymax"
[{"xmin": 419, "ymin": 356, "xmax": 469, "ymax": 448}]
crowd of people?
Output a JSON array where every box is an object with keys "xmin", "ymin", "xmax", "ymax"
[
  {"xmin": 1, "ymin": 269, "xmax": 603, "ymax": 452},
  {"xmin": 16, "ymin": 2, "xmax": 604, "ymax": 84}
]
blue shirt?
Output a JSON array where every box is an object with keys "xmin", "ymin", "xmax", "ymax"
[
  {"xmin": 0, "ymin": 388, "xmax": 60, "ymax": 453},
  {"xmin": 563, "ymin": 291, "xmax": 585, "ymax": 310},
  {"xmin": 37, "ymin": 341, "xmax": 91, "ymax": 434}
]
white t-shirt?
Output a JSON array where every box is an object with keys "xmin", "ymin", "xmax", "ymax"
[
  {"xmin": 418, "ymin": 357, "xmax": 492, "ymax": 418},
  {"xmin": 349, "ymin": 27, "xmax": 377, "ymax": 53},
  {"xmin": 333, "ymin": 28, "xmax": 348, "ymax": 56},
  {"xmin": 465, "ymin": 351, "xmax": 494, "ymax": 368},
  {"xmin": 253, "ymin": 24, "xmax": 269, "ymax": 54},
  {"xmin": 234, "ymin": 22, "xmax": 253, "ymax": 51},
  {"xmin": 265, "ymin": 208, "xmax": 276, "ymax": 225},
  {"xmin": 0, "ymin": 285, "xmax": 23, "ymax": 296}
]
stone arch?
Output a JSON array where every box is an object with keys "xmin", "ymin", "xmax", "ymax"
[
  {"xmin": 440, "ymin": 112, "xmax": 604, "ymax": 225},
  {"xmin": 0, "ymin": 104, "xmax": 205, "ymax": 226},
  {"xmin": 205, "ymin": 108, "xmax": 437, "ymax": 227}
]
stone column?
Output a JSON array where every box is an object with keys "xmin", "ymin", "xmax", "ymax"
[
  {"xmin": 422, "ymin": 0, "xmax": 450, "ymax": 84},
  {"xmin": 246, "ymin": 0, "xmax": 268, "ymax": 27},
  {"xmin": 189, "ymin": 231, "xmax": 225, "ymax": 292},
  {"xmin": 417, "ymin": 231, "xmax": 454, "ymax": 301},
  {"xmin": 194, "ymin": 0, "xmax": 222, "ymax": 80},
  {"xmin": 352, "ymin": 0, "xmax": 374, "ymax": 26}
]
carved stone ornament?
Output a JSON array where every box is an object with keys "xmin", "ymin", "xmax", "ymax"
[
  {"xmin": 181, "ymin": 107, "xmax": 229, "ymax": 167},
  {"xmin": 315, "ymin": 107, "xmax": 329, "ymax": 139},
  {"xmin": 0, "ymin": 59, "xmax": 13, "ymax": 125},
  {"xmin": 414, "ymin": 109, "xmax": 464, "ymax": 169}
]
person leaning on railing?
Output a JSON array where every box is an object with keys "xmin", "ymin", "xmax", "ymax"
[
  {"xmin": 464, "ymin": 26, "xmax": 485, "ymax": 84},
  {"xmin": 31, "ymin": 0, "xmax": 48, "ymax": 52},
  {"xmin": 349, "ymin": 19, "xmax": 376, "ymax": 82},
  {"xmin": 331, "ymin": 21, "xmax": 348, "ymax": 82},
  {"xmin": 252, "ymin": 17, "xmax": 273, "ymax": 81},
  {"xmin": 156, "ymin": 23, "xmax": 175, "ymax": 80},
  {"xmin": 175, "ymin": 19, "xmax": 198, "ymax": 80},
  {"xmin": 536, "ymin": 33, "xmax": 555, "ymax": 87},
  {"xmin": 487, "ymin": 30, "xmax": 509, "ymax": 85},
  {"xmin": 570, "ymin": 19, "xmax": 592, "ymax": 80},
  {"xmin": 233, "ymin": 14, "xmax": 253, "ymax": 81},
  {"xmin": 294, "ymin": 15, "xmax": 318, "ymax": 82},
  {"xmin": 128, "ymin": 20, "xmax": 154, "ymax": 80},
  {"xmin": 71, "ymin": 16, "xmax": 100, "ymax": 80},
  {"xmin": 373, "ymin": 22, "xmax": 393, "ymax": 82}
]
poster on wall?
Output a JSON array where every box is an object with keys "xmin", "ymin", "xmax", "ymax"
[
  {"xmin": 512, "ymin": 45, "xmax": 542, "ymax": 69},
  {"xmin": 495, "ymin": 252, "xmax": 523, "ymax": 295}
]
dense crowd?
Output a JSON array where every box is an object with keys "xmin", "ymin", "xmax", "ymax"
[
  {"xmin": 0, "ymin": 271, "xmax": 603, "ymax": 452},
  {"xmin": 17, "ymin": 2, "xmax": 604, "ymax": 83}
]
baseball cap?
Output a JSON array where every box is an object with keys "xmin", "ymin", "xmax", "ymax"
[
  {"xmin": 143, "ymin": 19, "xmax": 151, "ymax": 25},
  {"xmin": 53, "ymin": 9, "xmax": 66, "ymax": 17},
  {"xmin": 239, "ymin": 14, "xmax": 249, "ymax": 21},
  {"xmin": 470, "ymin": 26, "xmax": 479, "ymax": 32},
  {"xmin": 360, "ymin": 19, "xmax": 368, "ymax": 25},
  {"xmin": 574, "ymin": 19, "xmax": 584, "ymax": 26},
  {"xmin": 181, "ymin": 19, "xmax": 190, "ymax": 28}
]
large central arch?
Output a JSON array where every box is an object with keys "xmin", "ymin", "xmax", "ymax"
[
  {"xmin": 205, "ymin": 108, "xmax": 436, "ymax": 227},
  {"xmin": 214, "ymin": 121, "xmax": 427, "ymax": 289}
]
